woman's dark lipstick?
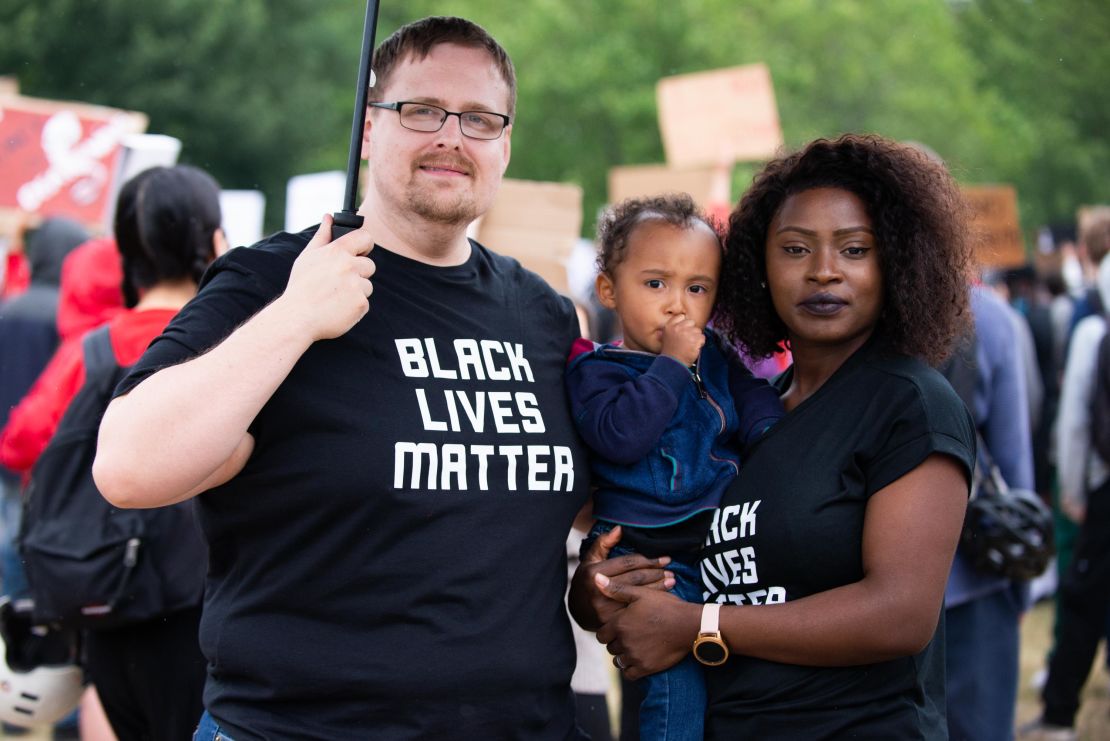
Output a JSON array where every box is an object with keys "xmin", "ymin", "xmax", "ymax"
[{"xmin": 799, "ymin": 292, "xmax": 848, "ymax": 316}]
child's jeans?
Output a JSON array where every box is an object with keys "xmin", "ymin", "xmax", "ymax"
[{"xmin": 587, "ymin": 522, "xmax": 705, "ymax": 741}]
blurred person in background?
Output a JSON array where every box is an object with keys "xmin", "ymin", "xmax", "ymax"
[
  {"xmin": 64, "ymin": 165, "xmax": 225, "ymax": 741},
  {"xmin": 0, "ymin": 218, "xmax": 88, "ymax": 598},
  {"xmin": 942, "ymin": 282, "xmax": 1034, "ymax": 741},
  {"xmin": 0, "ymin": 216, "xmax": 90, "ymax": 741},
  {"xmin": 0, "ymin": 237, "xmax": 124, "ymax": 480},
  {"xmin": 1020, "ymin": 222, "xmax": 1110, "ymax": 740}
]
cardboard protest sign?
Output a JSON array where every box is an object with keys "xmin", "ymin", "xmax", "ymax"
[
  {"xmin": 471, "ymin": 178, "xmax": 582, "ymax": 294},
  {"xmin": 0, "ymin": 95, "xmax": 147, "ymax": 229},
  {"xmin": 963, "ymin": 185, "xmax": 1026, "ymax": 268},
  {"xmin": 656, "ymin": 63, "xmax": 783, "ymax": 168},
  {"xmin": 608, "ymin": 164, "xmax": 723, "ymax": 211}
]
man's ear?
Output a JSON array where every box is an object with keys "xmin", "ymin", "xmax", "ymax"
[
  {"xmin": 499, "ymin": 123, "xmax": 512, "ymax": 175},
  {"xmin": 360, "ymin": 106, "xmax": 373, "ymax": 160},
  {"xmin": 595, "ymin": 271, "xmax": 617, "ymax": 310}
]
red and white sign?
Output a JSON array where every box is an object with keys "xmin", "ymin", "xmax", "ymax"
[{"xmin": 0, "ymin": 95, "xmax": 147, "ymax": 227}]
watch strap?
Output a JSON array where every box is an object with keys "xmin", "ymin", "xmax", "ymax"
[{"xmin": 700, "ymin": 602, "xmax": 721, "ymax": 634}]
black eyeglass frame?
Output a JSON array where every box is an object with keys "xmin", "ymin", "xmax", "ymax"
[{"xmin": 368, "ymin": 101, "xmax": 512, "ymax": 140}]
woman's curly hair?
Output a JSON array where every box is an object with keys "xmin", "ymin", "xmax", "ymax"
[
  {"xmin": 595, "ymin": 193, "xmax": 720, "ymax": 276},
  {"xmin": 715, "ymin": 134, "xmax": 972, "ymax": 365}
]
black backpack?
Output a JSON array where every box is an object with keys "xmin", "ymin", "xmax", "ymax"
[
  {"xmin": 18, "ymin": 327, "xmax": 207, "ymax": 629},
  {"xmin": 1091, "ymin": 318, "xmax": 1110, "ymax": 463},
  {"xmin": 940, "ymin": 326, "xmax": 1054, "ymax": 580}
]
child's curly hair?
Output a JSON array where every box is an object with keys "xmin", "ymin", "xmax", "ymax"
[
  {"xmin": 595, "ymin": 193, "xmax": 721, "ymax": 276},
  {"xmin": 715, "ymin": 134, "xmax": 973, "ymax": 365}
]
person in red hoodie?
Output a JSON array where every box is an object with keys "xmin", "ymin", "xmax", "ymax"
[
  {"xmin": 3, "ymin": 165, "xmax": 227, "ymax": 741},
  {"xmin": 0, "ymin": 237, "xmax": 125, "ymax": 476}
]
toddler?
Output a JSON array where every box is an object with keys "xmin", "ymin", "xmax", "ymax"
[{"xmin": 566, "ymin": 194, "xmax": 783, "ymax": 741}]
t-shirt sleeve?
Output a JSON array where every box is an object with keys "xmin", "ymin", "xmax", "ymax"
[
  {"xmin": 113, "ymin": 243, "xmax": 296, "ymax": 399},
  {"xmin": 864, "ymin": 371, "xmax": 977, "ymax": 497}
]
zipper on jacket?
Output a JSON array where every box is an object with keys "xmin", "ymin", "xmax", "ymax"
[
  {"xmin": 691, "ymin": 358, "xmax": 708, "ymax": 399},
  {"xmin": 692, "ymin": 358, "xmax": 727, "ymax": 434}
]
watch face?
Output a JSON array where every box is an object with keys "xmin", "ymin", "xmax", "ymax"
[{"xmin": 694, "ymin": 638, "xmax": 727, "ymax": 666}]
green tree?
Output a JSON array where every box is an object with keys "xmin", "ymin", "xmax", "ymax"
[
  {"xmin": 0, "ymin": 0, "xmax": 360, "ymax": 231},
  {"xmin": 952, "ymin": 0, "xmax": 1110, "ymax": 231},
  {"xmin": 374, "ymin": 1, "xmax": 1051, "ymax": 237},
  {"xmin": 4, "ymin": 1, "xmax": 1105, "ymax": 242}
]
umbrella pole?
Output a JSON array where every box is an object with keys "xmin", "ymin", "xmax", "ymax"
[{"xmin": 332, "ymin": 0, "xmax": 381, "ymax": 237}]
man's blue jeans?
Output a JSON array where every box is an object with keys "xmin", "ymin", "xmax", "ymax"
[{"xmin": 193, "ymin": 711, "xmax": 235, "ymax": 741}]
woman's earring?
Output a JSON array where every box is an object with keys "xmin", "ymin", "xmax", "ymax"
[{"xmin": 760, "ymin": 281, "xmax": 767, "ymax": 289}]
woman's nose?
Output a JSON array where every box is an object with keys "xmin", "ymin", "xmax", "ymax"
[{"xmin": 810, "ymin": 247, "xmax": 841, "ymax": 283}]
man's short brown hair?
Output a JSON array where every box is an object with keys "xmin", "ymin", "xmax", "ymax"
[{"xmin": 369, "ymin": 16, "xmax": 516, "ymax": 117}]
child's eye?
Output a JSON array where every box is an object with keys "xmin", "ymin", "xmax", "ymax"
[
  {"xmin": 688, "ymin": 285, "xmax": 708, "ymax": 295},
  {"xmin": 645, "ymin": 279, "xmax": 664, "ymax": 289},
  {"xmin": 842, "ymin": 245, "xmax": 870, "ymax": 257}
]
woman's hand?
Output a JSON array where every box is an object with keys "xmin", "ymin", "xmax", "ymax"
[
  {"xmin": 567, "ymin": 526, "xmax": 675, "ymax": 631},
  {"xmin": 594, "ymin": 578, "xmax": 702, "ymax": 680}
]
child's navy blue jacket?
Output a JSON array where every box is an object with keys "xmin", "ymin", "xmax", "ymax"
[{"xmin": 565, "ymin": 331, "xmax": 784, "ymax": 528}]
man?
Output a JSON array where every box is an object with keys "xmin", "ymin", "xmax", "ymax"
[
  {"xmin": 943, "ymin": 285, "xmax": 1034, "ymax": 741},
  {"xmin": 94, "ymin": 17, "xmax": 589, "ymax": 740}
]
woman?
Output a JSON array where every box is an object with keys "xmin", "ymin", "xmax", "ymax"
[
  {"xmin": 571, "ymin": 134, "xmax": 977, "ymax": 738},
  {"xmin": 87, "ymin": 164, "xmax": 227, "ymax": 741}
]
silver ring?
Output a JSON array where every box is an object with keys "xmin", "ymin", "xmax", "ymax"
[{"xmin": 614, "ymin": 656, "xmax": 625, "ymax": 670}]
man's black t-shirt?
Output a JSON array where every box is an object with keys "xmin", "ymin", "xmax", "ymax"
[
  {"xmin": 116, "ymin": 228, "xmax": 590, "ymax": 740},
  {"xmin": 700, "ymin": 341, "xmax": 975, "ymax": 740}
]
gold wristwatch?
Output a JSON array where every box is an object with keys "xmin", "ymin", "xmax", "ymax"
[{"xmin": 692, "ymin": 603, "xmax": 729, "ymax": 666}]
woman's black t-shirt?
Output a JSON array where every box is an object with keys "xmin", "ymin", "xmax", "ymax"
[{"xmin": 701, "ymin": 341, "xmax": 975, "ymax": 740}]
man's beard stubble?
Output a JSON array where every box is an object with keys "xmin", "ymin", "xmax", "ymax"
[
  {"xmin": 406, "ymin": 185, "xmax": 480, "ymax": 226},
  {"xmin": 405, "ymin": 153, "xmax": 484, "ymax": 226}
]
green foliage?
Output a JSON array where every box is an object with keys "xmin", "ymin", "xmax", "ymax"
[
  {"xmin": 0, "ymin": 0, "xmax": 359, "ymax": 230},
  {"xmin": 1, "ymin": 0, "xmax": 1106, "ymax": 241},
  {"xmin": 953, "ymin": 0, "xmax": 1110, "ymax": 232}
]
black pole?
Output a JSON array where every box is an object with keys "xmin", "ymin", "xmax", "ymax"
[{"xmin": 331, "ymin": 0, "xmax": 381, "ymax": 237}]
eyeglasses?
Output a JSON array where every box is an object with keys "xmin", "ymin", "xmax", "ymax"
[{"xmin": 369, "ymin": 102, "xmax": 511, "ymax": 140}]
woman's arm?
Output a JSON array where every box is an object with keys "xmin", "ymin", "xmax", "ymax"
[{"xmin": 595, "ymin": 453, "xmax": 967, "ymax": 678}]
